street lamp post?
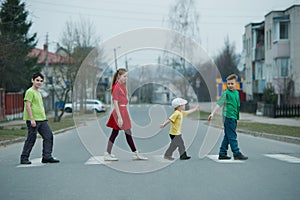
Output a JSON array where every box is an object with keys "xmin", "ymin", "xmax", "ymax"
[{"xmin": 113, "ymin": 46, "xmax": 121, "ymax": 71}]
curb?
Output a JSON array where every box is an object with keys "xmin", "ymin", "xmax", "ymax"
[
  {"xmin": 0, "ymin": 137, "xmax": 25, "ymax": 147},
  {"xmin": 0, "ymin": 126, "xmax": 76, "ymax": 147},
  {"xmin": 208, "ymin": 123, "xmax": 300, "ymax": 145},
  {"xmin": 237, "ymin": 129, "xmax": 300, "ymax": 145}
]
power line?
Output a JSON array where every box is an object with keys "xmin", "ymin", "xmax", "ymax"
[{"xmin": 28, "ymin": 0, "xmax": 168, "ymax": 17}]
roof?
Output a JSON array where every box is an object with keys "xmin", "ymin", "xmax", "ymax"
[
  {"xmin": 264, "ymin": 4, "xmax": 300, "ymax": 17},
  {"xmin": 28, "ymin": 48, "xmax": 71, "ymax": 65}
]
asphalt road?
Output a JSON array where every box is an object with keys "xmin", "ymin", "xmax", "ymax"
[{"xmin": 0, "ymin": 105, "xmax": 299, "ymax": 200}]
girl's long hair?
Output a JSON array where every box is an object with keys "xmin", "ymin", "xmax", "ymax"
[{"xmin": 110, "ymin": 68, "xmax": 127, "ymax": 92}]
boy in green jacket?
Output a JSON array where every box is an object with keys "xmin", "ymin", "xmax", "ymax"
[{"xmin": 208, "ymin": 74, "xmax": 248, "ymax": 160}]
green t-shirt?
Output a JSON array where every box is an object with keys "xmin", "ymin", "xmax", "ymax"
[
  {"xmin": 169, "ymin": 110, "xmax": 188, "ymax": 135},
  {"xmin": 217, "ymin": 89, "xmax": 240, "ymax": 120},
  {"xmin": 23, "ymin": 87, "xmax": 46, "ymax": 121}
]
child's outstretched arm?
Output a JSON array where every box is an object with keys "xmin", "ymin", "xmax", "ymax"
[
  {"xmin": 160, "ymin": 119, "xmax": 171, "ymax": 129},
  {"xmin": 208, "ymin": 104, "xmax": 220, "ymax": 121},
  {"xmin": 186, "ymin": 105, "xmax": 200, "ymax": 114}
]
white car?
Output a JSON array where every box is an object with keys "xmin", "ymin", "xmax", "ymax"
[{"xmin": 64, "ymin": 99, "xmax": 106, "ymax": 113}]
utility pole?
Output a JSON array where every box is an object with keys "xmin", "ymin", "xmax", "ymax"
[
  {"xmin": 125, "ymin": 55, "xmax": 128, "ymax": 71},
  {"xmin": 45, "ymin": 33, "xmax": 49, "ymax": 86},
  {"xmin": 114, "ymin": 48, "xmax": 118, "ymax": 71},
  {"xmin": 113, "ymin": 46, "xmax": 121, "ymax": 71}
]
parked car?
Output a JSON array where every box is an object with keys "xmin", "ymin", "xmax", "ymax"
[{"xmin": 64, "ymin": 99, "xmax": 106, "ymax": 113}]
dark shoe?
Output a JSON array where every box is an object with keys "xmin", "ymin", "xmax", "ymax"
[
  {"xmin": 42, "ymin": 157, "xmax": 60, "ymax": 163},
  {"xmin": 218, "ymin": 155, "xmax": 231, "ymax": 160},
  {"xmin": 164, "ymin": 155, "xmax": 175, "ymax": 160},
  {"xmin": 20, "ymin": 159, "xmax": 32, "ymax": 165},
  {"xmin": 180, "ymin": 156, "xmax": 191, "ymax": 160},
  {"xmin": 180, "ymin": 152, "xmax": 191, "ymax": 160},
  {"xmin": 234, "ymin": 153, "xmax": 248, "ymax": 160}
]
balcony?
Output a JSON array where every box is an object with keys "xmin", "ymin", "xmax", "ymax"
[
  {"xmin": 252, "ymin": 79, "xmax": 266, "ymax": 94},
  {"xmin": 255, "ymin": 45, "xmax": 265, "ymax": 60},
  {"xmin": 272, "ymin": 40, "xmax": 290, "ymax": 58}
]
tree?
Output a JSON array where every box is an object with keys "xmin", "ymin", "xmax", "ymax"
[
  {"xmin": 214, "ymin": 36, "xmax": 239, "ymax": 78},
  {"xmin": 0, "ymin": 0, "xmax": 38, "ymax": 92},
  {"xmin": 52, "ymin": 17, "xmax": 102, "ymax": 120},
  {"xmin": 164, "ymin": 0, "xmax": 200, "ymax": 100}
]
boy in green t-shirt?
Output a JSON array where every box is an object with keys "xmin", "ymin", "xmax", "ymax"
[
  {"xmin": 20, "ymin": 72, "xmax": 59, "ymax": 164},
  {"xmin": 208, "ymin": 74, "xmax": 248, "ymax": 160},
  {"xmin": 160, "ymin": 98, "xmax": 200, "ymax": 160}
]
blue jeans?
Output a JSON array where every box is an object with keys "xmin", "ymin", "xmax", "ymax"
[{"xmin": 219, "ymin": 117, "xmax": 240, "ymax": 157}]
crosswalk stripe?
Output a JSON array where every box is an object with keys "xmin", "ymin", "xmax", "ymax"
[
  {"xmin": 264, "ymin": 154, "xmax": 300, "ymax": 163},
  {"xmin": 152, "ymin": 155, "xmax": 174, "ymax": 163},
  {"xmin": 17, "ymin": 158, "xmax": 46, "ymax": 168},
  {"xmin": 16, "ymin": 154, "xmax": 300, "ymax": 167},
  {"xmin": 206, "ymin": 155, "xmax": 245, "ymax": 163},
  {"xmin": 84, "ymin": 156, "xmax": 112, "ymax": 165}
]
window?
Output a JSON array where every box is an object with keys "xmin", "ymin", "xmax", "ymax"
[
  {"xmin": 255, "ymin": 62, "xmax": 263, "ymax": 80},
  {"xmin": 266, "ymin": 31, "xmax": 269, "ymax": 49},
  {"xmin": 273, "ymin": 15, "xmax": 289, "ymax": 41},
  {"xmin": 273, "ymin": 58, "xmax": 289, "ymax": 77},
  {"xmin": 279, "ymin": 21, "xmax": 288, "ymax": 39},
  {"xmin": 268, "ymin": 30, "xmax": 272, "ymax": 49},
  {"xmin": 280, "ymin": 58, "xmax": 289, "ymax": 76}
]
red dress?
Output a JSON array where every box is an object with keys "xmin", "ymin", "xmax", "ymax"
[{"xmin": 106, "ymin": 82, "xmax": 131, "ymax": 130}]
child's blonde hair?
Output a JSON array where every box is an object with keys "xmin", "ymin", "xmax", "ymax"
[{"xmin": 226, "ymin": 74, "xmax": 238, "ymax": 81}]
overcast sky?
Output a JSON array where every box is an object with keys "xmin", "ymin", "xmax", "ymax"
[{"xmin": 26, "ymin": 0, "xmax": 299, "ymax": 57}]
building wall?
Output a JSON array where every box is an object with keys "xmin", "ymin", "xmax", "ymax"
[
  {"xmin": 289, "ymin": 6, "xmax": 300, "ymax": 97},
  {"xmin": 244, "ymin": 5, "xmax": 300, "ymax": 104}
]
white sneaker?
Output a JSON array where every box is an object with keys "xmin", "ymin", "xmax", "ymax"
[
  {"xmin": 133, "ymin": 151, "xmax": 148, "ymax": 160},
  {"xmin": 104, "ymin": 152, "xmax": 118, "ymax": 161}
]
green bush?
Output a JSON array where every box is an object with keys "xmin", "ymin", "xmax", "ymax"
[{"xmin": 262, "ymin": 86, "xmax": 277, "ymax": 104}]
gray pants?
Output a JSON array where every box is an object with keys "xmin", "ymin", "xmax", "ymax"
[
  {"xmin": 21, "ymin": 120, "xmax": 53, "ymax": 160},
  {"xmin": 165, "ymin": 135, "xmax": 186, "ymax": 157}
]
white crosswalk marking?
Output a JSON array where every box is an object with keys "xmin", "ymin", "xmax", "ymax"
[
  {"xmin": 17, "ymin": 158, "xmax": 46, "ymax": 168},
  {"xmin": 16, "ymin": 154, "xmax": 300, "ymax": 168},
  {"xmin": 206, "ymin": 155, "xmax": 245, "ymax": 163},
  {"xmin": 84, "ymin": 156, "xmax": 112, "ymax": 165},
  {"xmin": 264, "ymin": 154, "xmax": 300, "ymax": 163},
  {"xmin": 152, "ymin": 155, "xmax": 174, "ymax": 163}
]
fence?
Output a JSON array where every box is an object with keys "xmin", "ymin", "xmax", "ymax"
[
  {"xmin": 275, "ymin": 104, "xmax": 300, "ymax": 118},
  {"xmin": 263, "ymin": 103, "xmax": 300, "ymax": 118},
  {"xmin": 5, "ymin": 92, "xmax": 24, "ymax": 120},
  {"xmin": 0, "ymin": 88, "xmax": 5, "ymax": 120},
  {"xmin": 240, "ymin": 101, "xmax": 257, "ymax": 113}
]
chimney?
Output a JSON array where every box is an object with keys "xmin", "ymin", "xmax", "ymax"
[{"xmin": 43, "ymin": 44, "xmax": 48, "ymax": 51}]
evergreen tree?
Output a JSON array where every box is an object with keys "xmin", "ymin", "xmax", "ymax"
[{"xmin": 0, "ymin": 0, "xmax": 39, "ymax": 92}]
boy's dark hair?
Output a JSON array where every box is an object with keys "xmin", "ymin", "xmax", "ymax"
[
  {"xmin": 32, "ymin": 72, "xmax": 44, "ymax": 80},
  {"xmin": 226, "ymin": 74, "xmax": 238, "ymax": 81}
]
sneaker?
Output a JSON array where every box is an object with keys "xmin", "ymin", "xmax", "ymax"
[
  {"xmin": 180, "ymin": 156, "xmax": 191, "ymax": 160},
  {"xmin": 20, "ymin": 159, "xmax": 32, "ymax": 165},
  {"xmin": 234, "ymin": 153, "xmax": 248, "ymax": 160},
  {"xmin": 164, "ymin": 155, "xmax": 175, "ymax": 160},
  {"xmin": 41, "ymin": 157, "xmax": 60, "ymax": 163},
  {"xmin": 104, "ymin": 152, "xmax": 118, "ymax": 161},
  {"xmin": 180, "ymin": 152, "xmax": 191, "ymax": 160},
  {"xmin": 218, "ymin": 155, "xmax": 231, "ymax": 160},
  {"xmin": 133, "ymin": 151, "xmax": 148, "ymax": 160}
]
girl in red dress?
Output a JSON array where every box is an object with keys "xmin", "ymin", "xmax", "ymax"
[{"xmin": 104, "ymin": 68, "xmax": 148, "ymax": 161}]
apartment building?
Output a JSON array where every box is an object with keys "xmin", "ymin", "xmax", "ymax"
[{"xmin": 242, "ymin": 5, "xmax": 300, "ymax": 104}]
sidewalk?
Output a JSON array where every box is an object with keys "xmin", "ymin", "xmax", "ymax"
[{"xmin": 198, "ymin": 102, "xmax": 300, "ymax": 127}]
